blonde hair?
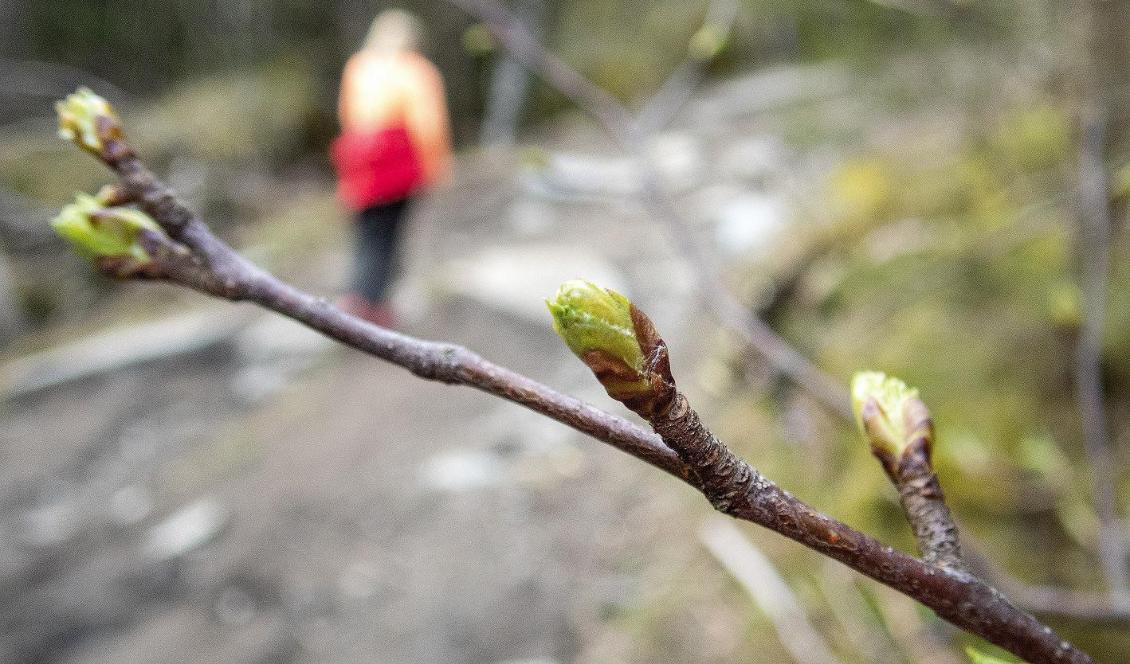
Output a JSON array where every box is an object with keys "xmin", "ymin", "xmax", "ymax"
[{"xmin": 365, "ymin": 9, "xmax": 424, "ymax": 52}]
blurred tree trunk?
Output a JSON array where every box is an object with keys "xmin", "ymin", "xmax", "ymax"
[
  {"xmin": 1074, "ymin": 0, "xmax": 1130, "ymax": 594},
  {"xmin": 1089, "ymin": 0, "xmax": 1130, "ymax": 160},
  {"xmin": 0, "ymin": 246, "xmax": 26, "ymax": 346},
  {"xmin": 479, "ymin": 0, "xmax": 550, "ymax": 145}
]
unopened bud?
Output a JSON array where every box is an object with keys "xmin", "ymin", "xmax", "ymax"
[
  {"xmin": 55, "ymin": 87, "xmax": 121, "ymax": 155},
  {"xmin": 851, "ymin": 371, "xmax": 933, "ymax": 472},
  {"xmin": 548, "ymin": 280, "xmax": 674, "ymax": 413},
  {"xmin": 688, "ymin": 25, "xmax": 727, "ymax": 61},
  {"xmin": 548, "ymin": 280, "xmax": 644, "ymax": 372},
  {"xmin": 461, "ymin": 23, "xmax": 496, "ymax": 56},
  {"xmin": 52, "ymin": 192, "xmax": 161, "ymax": 262}
]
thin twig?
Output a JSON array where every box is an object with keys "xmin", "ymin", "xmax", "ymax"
[
  {"xmin": 642, "ymin": 384, "xmax": 1081, "ymax": 662},
  {"xmin": 959, "ymin": 524, "xmax": 1130, "ymax": 623},
  {"xmin": 817, "ymin": 561, "xmax": 900, "ymax": 663},
  {"xmin": 1076, "ymin": 103, "xmax": 1126, "ymax": 594},
  {"xmin": 550, "ymin": 284, "xmax": 1088, "ymax": 663},
  {"xmin": 67, "ymin": 103, "xmax": 1094, "ymax": 664},
  {"xmin": 857, "ymin": 384, "xmax": 964, "ymax": 570},
  {"xmin": 636, "ymin": 0, "xmax": 739, "ymax": 134},
  {"xmin": 0, "ymin": 57, "xmax": 133, "ymax": 104},
  {"xmin": 452, "ymin": 0, "xmax": 638, "ymax": 146},
  {"xmin": 700, "ymin": 519, "xmax": 841, "ymax": 664}
]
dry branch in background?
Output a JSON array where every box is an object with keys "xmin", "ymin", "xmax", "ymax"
[
  {"xmin": 47, "ymin": 89, "xmax": 1096, "ymax": 663},
  {"xmin": 1075, "ymin": 0, "xmax": 1129, "ymax": 596},
  {"xmin": 700, "ymin": 519, "xmax": 841, "ymax": 664}
]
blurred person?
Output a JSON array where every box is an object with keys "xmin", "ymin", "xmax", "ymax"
[{"xmin": 332, "ymin": 8, "xmax": 452, "ymax": 326}]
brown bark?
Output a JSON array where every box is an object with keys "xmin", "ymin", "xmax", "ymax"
[
  {"xmin": 894, "ymin": 437, "xmax": 963, "ymax": 570},
  {"xmin": 645, "ymin": 388, "xmax": 1086, "ymax": 663}
]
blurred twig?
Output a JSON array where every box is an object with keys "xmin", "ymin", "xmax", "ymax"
[
  {"xmin": 448, "ymin": 0, "xmax": 853, "ymax": 419},
  {"xmin": 636, "ymin": 0, "xmax": 739, "ymax": 134},
  {"xmin": 0, "ymin": 58, "xmax": 131, "ymax": 104},
  {"xmin": 960, "ymin": 526, "xmax": 1130, "ymax": 622},
  {"xmin": 1075, "ymin": 108, "xmax": 1126, "ymax": 594},
  {"xmin": 1075, "ymin": 0, "xmax": 1129, "ymax": 596},
  {"xmin": 817, "ymin": 561, "xmax": 900, "ymax": 663},
  {"xmin": 700, "ymin": 519, "xmax": 841, "ymax": 664}
]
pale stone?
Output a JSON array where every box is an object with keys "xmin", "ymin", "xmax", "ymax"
[{"xmin": 437, "ymin": 245, "xmax": 628, "ymax": 324}]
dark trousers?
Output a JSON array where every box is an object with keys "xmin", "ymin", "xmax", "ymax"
[{"xmin": 351, "ymin": 198, "xmax": 409, "ymax": 303}]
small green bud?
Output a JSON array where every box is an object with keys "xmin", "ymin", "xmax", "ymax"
[
  {"xmin": 688, "ymin": 25, "xmax": 727, "ymax": 61},
  {"xmin": 548, "ymin": 280, "xmax": 645, "ymax": 374},
  {"xmin": 56, "ymin": 87, "xmax": 120, "ymax": 155},
  {"xmin": 546, "ymin": 279, "xmax": 681, "ymax": 415},
  {"xmin": 52, "ymin": 192, "xmax": 161, "ymax": 262},
  {"xmin": 851, "ymin": 371, "xmax": 932, "ymax": 469},
  {"xmin": 1047, "ymin": 281, "xmax": 1081, "ymax": 328}
]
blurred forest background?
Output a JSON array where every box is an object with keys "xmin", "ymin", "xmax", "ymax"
[{"xmin": 1, "ymin": 0, "xmax": 1130, "ymax": 662}]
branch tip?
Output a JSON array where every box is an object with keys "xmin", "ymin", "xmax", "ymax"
[
  {"xmin": 55, "ymin": 87, "xmax": 122, "ymax": 156},
  {"xmin": 548, "ymin": 280, "xmax": 642, "ymax": 369},
  {"xmin": 548, "ymin": 280, "xmax": 674, "ymax": 416},
  {"xmin": 688, "ymin": 25, "xmax": 728, "ymax": 61},
  {"xmin": 52, "ymin": 191, "xmax": 163, "ymax": 265},
  {"xmin": 851, "ymin": 371, "xmax": 933, "ymax": 473}
]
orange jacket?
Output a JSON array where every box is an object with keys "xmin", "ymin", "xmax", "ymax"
[{"xmin": 338, "ymin": 49, "xmax": 452, "ymax": 186}]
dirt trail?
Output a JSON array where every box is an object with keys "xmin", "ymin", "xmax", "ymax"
[
  {"xmin": 0, "ymin": 65, "xmax": 841, "ymax": 661},
  {"xmin": 0, "ymin": 153, "xmax": 709, "ymax": 664}
]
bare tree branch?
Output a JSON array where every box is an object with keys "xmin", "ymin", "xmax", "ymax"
[{"xmin": 53, "ymin": 95, "xmax": 1097, "ymax": 663}]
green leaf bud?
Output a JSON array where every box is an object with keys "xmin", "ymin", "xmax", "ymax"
[
  {"xmin": 52, "ymin": 192, "xmax": 161, "ymax": 262},
  {"xmin": 461, "ymin": 23, "xmax": 496, "ymax": 56},
  {"xmin": 55, "ymin": 87, "xmax": 120, "ymax": 155},
  {"xmin": 547, "ymin": 280, "xmax": 645, "ymax": 374},
  {"xmin": 851, "ymin": 371, "xmax": 932, "ymax": 469},
  {"xmin": 547, "ymin": 279, "xmax": 684, "ymax": 416}
]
